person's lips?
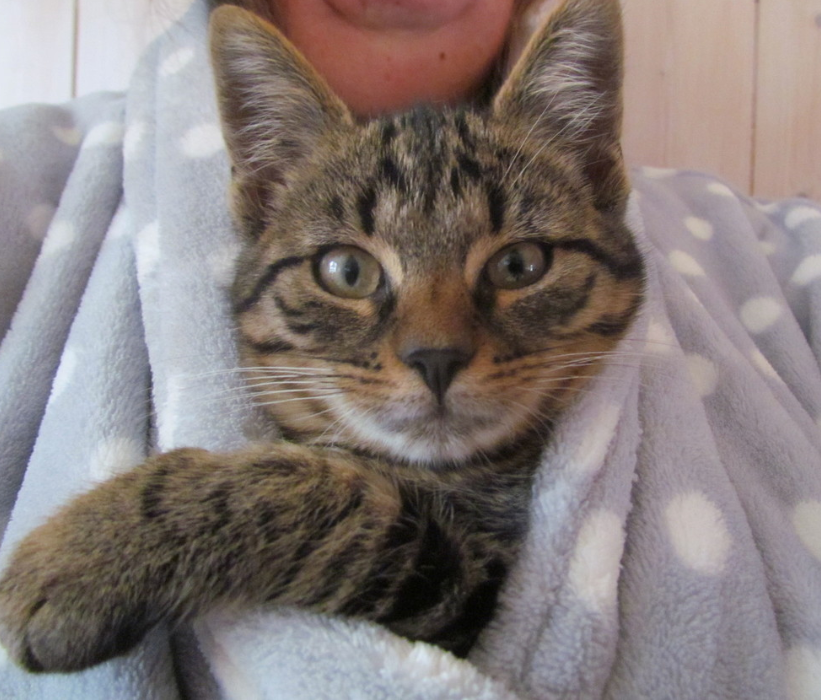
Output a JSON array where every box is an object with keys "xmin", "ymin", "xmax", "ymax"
[{"xmin": 324, "ymin": 0, "xmax": 478, "ymax": 30}]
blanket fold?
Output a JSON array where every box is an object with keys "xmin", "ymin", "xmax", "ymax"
[{"xmin": 0, "ymin": 1, "xmax": 819, "ymax": 698}]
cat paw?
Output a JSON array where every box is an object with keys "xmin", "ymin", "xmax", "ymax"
[{"xmin": 0, "ymin": 536, "xmax": 154, "ymax": 673}]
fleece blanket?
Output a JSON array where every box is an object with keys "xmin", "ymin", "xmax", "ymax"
[{"xmin": 1, "ymin": 1, "xmax": 820, "ymax": 698}]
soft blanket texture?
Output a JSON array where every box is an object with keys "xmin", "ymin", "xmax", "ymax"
[{"xmin": 1, "ymin": 1, "xmax": 820, "ymax": 697}]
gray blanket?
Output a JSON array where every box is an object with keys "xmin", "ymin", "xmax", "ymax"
[{"xmin": 1, "ymin": 1, "xmax": 820, "ymax": 698}]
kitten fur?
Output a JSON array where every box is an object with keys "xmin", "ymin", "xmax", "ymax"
[{"xmin": 0, "ymin": 0, "xmax": 643, "ymax": 673}]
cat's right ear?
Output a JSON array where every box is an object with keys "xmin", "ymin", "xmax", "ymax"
[
  {"xmin": 492, "ymin": 0, "xmax": 627, "ymax": 214},
  {"xmin": 209, "ymin": 6, "xmax": 352, "ymax": 235}
]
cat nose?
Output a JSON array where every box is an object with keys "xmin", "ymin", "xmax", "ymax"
[{"xmin": 401, "ymin": 347, "xmax": 473, "ymax": 404}]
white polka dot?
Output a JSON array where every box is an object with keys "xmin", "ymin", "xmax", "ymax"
[
  {"xmin": 792, "ymin": 501, "xmax": 821, "ymax": 562},
  {"xmin": 750, "ymin": 349, "xmax": 781, "ymax": 381},
  {"xmin": 87, "ymin": 437, "xmax": 144, "ymax": 481},
  {"xmin": 207, "ymin": 242, "xmax": 241, "ymax": 288},
  {"xmin": 136, "ymin": 221, "xmax": 160, "ymax": 280},
  {"xmin": 684, "ymin": 216, "xmax": 714, "ymax": 241},
  {"xmin": 641, "ymin": 166, "xmax": 678, "ymax": 179},
  {"xmin": 83, "ymin": 121, "xmax": 125, "ymax": 148},
  {"xmin": 124, "ymin": 121, "xmax": 146, "ymax": 162},
  {"xmin": 568, "ymin": 402, "xmax": 621, "ymax": 476},
  {"xmin": 740, "ymin": 296, "xmax": 782, "ymax": 333},
  {"xmin": 759, "ymin": 240, "xmax": 778, "ymax": 256},
  {"xmin": 685, "ymin": 354, "xmax": 719, "ymax": 398},
  {"xmin": 160, "ymin": 47, "xmax": 196, "ymax": 77},
  {"xmin": 41, "ymin": 220, "xmax": 76, "ymax": 255},
  {"xmin": 25, "ymin": 202, "xmax": 57, "ymax": 240},
  {"xmin": 668, "ymin": 250, "xmax": 706, "ymax": 277},
  {"xmin": 568, "ymin": 509, "xmax": 624, "ymax": 613},
  {"xmin": 785, "ymin": 645, "xmax": 821, "ymax": 700},
  {"xmin": 707, "ymin": 182, "xmax": 735, "ymax": 198},
  {"xmin": 785, "ymin": 205, "xmax": 821, "ymax": 231},
  {"xmin": 645, "ymin": 319, "xmax": 675, "ymax": 354},
  {"xmin": 52, "ymin": 125, "xmax": 81, "ymax": 146},
  {"xmin": 181, "ymin": 123, "xmax": 225, "ymax": 159},
  {"xmin": 791, "ymin": 255, "xmax": 821, "ymax": 286},
  {"xmin": 48, "ymin": 345, "xmax": 78, "ymax": 407},
  {"xmin": 665, "ymin": 492, "xmax": 732, "ymax": 575}
]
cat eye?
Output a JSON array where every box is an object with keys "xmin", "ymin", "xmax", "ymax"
[
  {"xmin": 316, "ymin": 246, "xmax": 383, "ymax": 299},
  {"xmin": 486, "ymin": 242, "xmax": 550, "ymax": 290}
]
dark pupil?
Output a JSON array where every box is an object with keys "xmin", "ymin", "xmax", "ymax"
[
  {"xmin": 343, "ymin": 256, "xmax": 360, "ymax": 286},
  {"xmin": 505, "ymin": 250, "xmax": 526, "ymax": 279}
]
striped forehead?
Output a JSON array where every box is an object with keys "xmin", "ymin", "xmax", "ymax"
[{"xmin": 339, "ymin": 108, "xmax": 507, "ymax": 258}]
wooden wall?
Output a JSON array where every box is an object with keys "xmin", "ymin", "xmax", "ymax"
[
  {"xmin": 622, "ymin": 0, "xmax": 821, "ymax": 200},
  {"xmin": 1, "ymin": 0, "xmax": 819, "ymax": 200}
]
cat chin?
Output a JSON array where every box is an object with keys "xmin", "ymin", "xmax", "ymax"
[{"xmin": 337, "ymin": 403, "xmax": 530, "ymax": 467}]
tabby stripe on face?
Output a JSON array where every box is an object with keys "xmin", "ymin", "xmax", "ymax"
[
  {"xmin": 545, "ymin": 272, "xmax": 597, "ymax": 325},
  {"xmin": 456, "ymin": 152, "xmax": 482, "ymax": 182},
  {"xmin": 244, "ymin": 338, "xmax": 295, "ymax": 355},
  {"xmin": 234, "ymin": 256, "xmax": 304, "ymax": 314},
  {"xmin": 550, "ymin": 290, "xmax": 643, "ymax": 341},
  {"xmin": 454, "ymin": 112, "xmax": 475, "ymax": 151},
  {"xmin": 274, "ymin": 295, "xmax": 310, "ymax": 318},
  {"xmin": 586, "ymin": 293, "xmax": 644, "ymax": 336},
  {"xmin": 284, "ymin": 320, "xmax": 321, "ymax": 335},
  {"xmin": 380, "ymin": 156, "xmax": 407, "ymax": 193},
  {"xmin": 486, "ymin": 182, "xmax": 506, "ymax": 233},
  {"xmin": 358, "ymin": 185, "xmax": 378, "ymax": 236},
  {"xmin": 328, "ymin": 195, "xmax": 345, "ymax": 222},
  {"xmin": 450, "ymin": 167, "xmax": 462, "ymax": 198},
  {"xmin": 557, "ymin": 239, "xmax": 643, "ymax": 281},
  {"xmin": 381, "ymin": 120, "xmax": 397, "ymax": 146}
]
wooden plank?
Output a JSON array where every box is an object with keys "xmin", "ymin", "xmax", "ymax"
[
  {"xmin": 620, "ymin": 0, "xmax": 757, "ymax": 194},
  {"xmin": 75, "ymin": 0, "xmax": 191, "ymax": 96},
  {"xmin": 754, "ymin": 0, "xmax": 821, "ymax": 200},
  {"xmin": 0, "ymin": 0, "xmax": 76, "ymax": 109}
]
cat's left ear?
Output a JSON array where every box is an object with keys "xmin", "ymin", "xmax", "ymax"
[
  {"xmin": 209, "ymin": 6, "xmax": 353, "ymax": 235},
  {"xmin": 493, "ymin": 0, "xmax": 627, "ymax": 213}
]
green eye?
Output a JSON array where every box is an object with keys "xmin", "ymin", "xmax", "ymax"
[
  {"xmin": 317, "ymin": 246, "xmax": 382, "ymax": 299},
  {"xmin": 486, "ymin": 242, "xmax": 550, "ymax": 290}
]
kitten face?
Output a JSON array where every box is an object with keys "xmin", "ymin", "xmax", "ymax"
[{"xmin": 212, "ymin": 0, "xmax": 643, "ymax": 466}]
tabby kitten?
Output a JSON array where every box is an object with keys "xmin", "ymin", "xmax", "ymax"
[{"xmin": 0, "ymin": 0, "xmax": 642, "ymax": 673}]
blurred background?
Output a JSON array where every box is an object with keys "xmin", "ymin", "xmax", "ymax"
[{"xmin": 1, "ymin": 0, "xmax": 818, "ymax": 200}]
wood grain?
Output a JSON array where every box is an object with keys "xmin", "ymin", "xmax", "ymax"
[
  {"xmin": 754, "ymin": 0, "xmax": 821, "ymax": 200},
  {"xmin": 620, "ymin": 0, "xmax": 757, "ymax": 193},
  {"xmin": 75, "ymin": 0, "xmax": 190, "ymax": 97},
  {"xmin": 0, "ymin": 0, "xmax": 76, "ymax": 108}
]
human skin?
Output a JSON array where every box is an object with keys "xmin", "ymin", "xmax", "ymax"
[{"xmin": 272, "ymin": 0, "xmax": 516, "ymax": 116}]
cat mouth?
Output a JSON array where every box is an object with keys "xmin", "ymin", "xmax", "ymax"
[{"xmin": 336, "ymin": 394, "xmax": 528, "ymax": 466}]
